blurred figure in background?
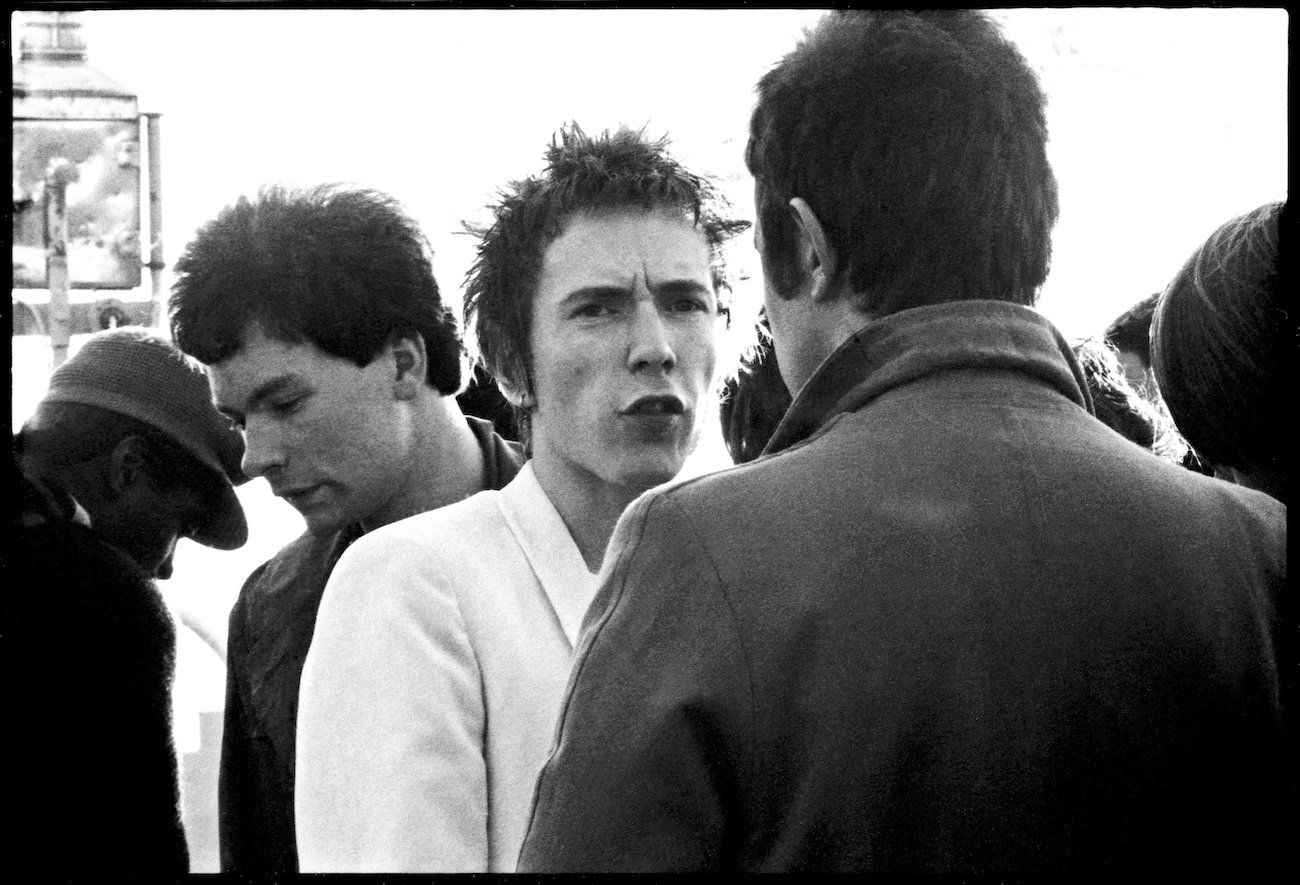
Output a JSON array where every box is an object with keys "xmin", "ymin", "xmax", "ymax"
[
  {"xmin": 1104, "ymin": 292, "xmax": 1213, "ymax": 475},
  {"xmin": 719, "ymin": 309, "xmax": 792, "ymax": 464},
  {"xmin": 1103, "ymin": 292, "xmax": 1159, "ymax": 400},
  {"xmin": 168, "ymin": 185, "xmax": 523, "ymax": 874},
  {"xmin": 1072, "ymin": 337, "xmax": 1188, "ymax": 460},
  {"xmin": 295, "ymin": 124, "xmax": 747, "ymax": 872},
  {"xmin": 1151, "ymin": 200, "xmax": 1288, "ymax": 504},
  {"xmin": 10, "ymin": 327, "xmax": 248, "ymax": 876}
]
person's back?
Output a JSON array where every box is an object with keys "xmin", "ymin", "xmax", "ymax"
[
  {"xmin": 10, "ymin": 462, "xmax": 191, "ymax": 876},
  {"xmin": 523, "ymin": 300, "xmax": 1286, "ymax": 872},
  {"xmin": 518, "ymin": 11, "xmax": 1288, "ymax": 874}
]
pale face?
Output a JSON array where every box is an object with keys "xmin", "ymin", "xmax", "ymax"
[
  {"xmin": 209, "ymin": 324, "xmax": 418, "ymax": 536},
  {"xmin": 528, "ymin": 208, "xmax": 721, "ymax": 503}
]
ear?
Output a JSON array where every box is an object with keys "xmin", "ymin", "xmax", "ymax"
[
  {"xmin": 389, "ymin": 333, "xmax": 428, "ymax": 401},
  {"xmin": 788, "ymin": 197, "xmax": 839, "ymax": 303},
  {"xmin": 107, "ymin": 435, "xmax": 149, "ymax": 497}
]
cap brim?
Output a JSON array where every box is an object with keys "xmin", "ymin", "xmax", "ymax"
[{"xmin": 188, "ymin": 480, "xmax": 249, "ymax": 551}]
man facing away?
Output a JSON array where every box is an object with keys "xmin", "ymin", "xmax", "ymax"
[
  {"xmin": 293, "ymin": 124, "xmax": 747, "ymax": 872},
  {"xmin": 518, "ymin": 11, "xmax": 1288, "ymax": 874},
  {"xmin": 11, "ymin": 326, "xmax": 249, "ymax": 875},
  {"xmin": 167, "ymin": 185, "xmax": 523, "ymax": 874}
]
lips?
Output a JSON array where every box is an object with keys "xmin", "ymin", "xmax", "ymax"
[
  {"xmin": 620, "ymin": 395, "xmax": 686, "ymax": 417},
  {"xmin": 275, "ymin": 483, "xmax": 324, "ymax": 507}
]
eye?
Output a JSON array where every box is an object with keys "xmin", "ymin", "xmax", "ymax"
[
  {"xmin": 269, "ymin": 395, "xmax": 305, "ymax": 417},
  {"xmin": 574, "ymin": 303, "xmax": 616, "ymax": 319},
  {"xmin": 671, "ymin": 296, "xmax": 710, "ymax": 313},
  {"xmin": 225, "ymin": 415, "xmax": 246, "ymax": 433}
]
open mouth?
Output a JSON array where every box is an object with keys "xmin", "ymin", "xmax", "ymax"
[{"xmin": 621, "ymin": 395, "xmax": 686, "ymax": 417}]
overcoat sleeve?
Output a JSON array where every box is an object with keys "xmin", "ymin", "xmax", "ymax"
[
  {"xmin": 517, "ymin": 492, "xmax": 753, "ymax": 872},
  {"xmin": 294, "ymin": 532, "xmax": 488, "ymax": 872}
]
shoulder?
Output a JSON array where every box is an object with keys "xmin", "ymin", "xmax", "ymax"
[
  {"xmin": 13, "ymin": 521, "xmax": 173, "ymax": 653},
  {"xmin": 341, "ymin": 490, "xmax": 510, "ymax": 573},
  {"xmin": 321, "ymin": 492, "xmax": 516, "ymax": 624},
  {"xmin": 228, "ymin": 528, "xmax": 347, "ymax": 644}
]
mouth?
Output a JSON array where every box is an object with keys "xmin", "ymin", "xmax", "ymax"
[
  {"xmin": 275, "ymin": 484, "xmax": 323, "ymax": 507},
  {"xmin": 620, "ymin": 395, "xmax": 686, "ymax": 417}
]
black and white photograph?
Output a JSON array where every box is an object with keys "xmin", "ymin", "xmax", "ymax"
[{"xmin": 10, "ymin": 6, "xmax": 1289, "ymax": 875}]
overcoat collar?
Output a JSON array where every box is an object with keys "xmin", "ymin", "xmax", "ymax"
[{"xmin": 765, "ymin": 300, "xmax": 1092, "ymax": 455}]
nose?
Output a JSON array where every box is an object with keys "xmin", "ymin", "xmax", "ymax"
[
  {"xmin": 627, "ymin": 302, "xmax": 677, "ymax": 374},
  {"xmin": 240, "ymin": 418, "xmax": 285, "ymax": 480}
]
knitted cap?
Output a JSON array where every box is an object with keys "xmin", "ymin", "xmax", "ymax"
[{"xmin": 43, "ymin": 326, "xmax": 249, "ymax": 550}]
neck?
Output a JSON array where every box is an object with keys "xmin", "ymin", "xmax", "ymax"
[
  {"xmin": 530, "ymin": 457, "xmax": 642, "ymax": 573},
  {"xmin": 358, "ymin": 394, "xmax": 485, "ymax": 534}
]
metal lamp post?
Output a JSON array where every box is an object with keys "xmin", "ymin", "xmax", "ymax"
[{"xmin": 12, "ymin": 10, "xmax": 163, "ymax": 367}]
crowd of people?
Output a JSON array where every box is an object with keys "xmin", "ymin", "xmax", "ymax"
[{"xmin": 10, "ymin": 10, "xmax": 1289, "ymax": 875}]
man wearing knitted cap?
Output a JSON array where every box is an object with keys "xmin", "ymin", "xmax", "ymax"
[{"xmin": 11, "ymin": 326, "xmax": 250, "ymax": 876}]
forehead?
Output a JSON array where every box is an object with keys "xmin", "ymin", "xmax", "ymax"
[
  {"xmin": 537, "ymin": 208, "xmax": 712, "ymax": 293},
  {"xmin": 208, "ymin": 323, "xmax": 341, "ymax": 403}
]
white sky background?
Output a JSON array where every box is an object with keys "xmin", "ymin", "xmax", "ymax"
[{"xmin": 9, "ymin": 7, "xmax": 1289, "ymax": 748}]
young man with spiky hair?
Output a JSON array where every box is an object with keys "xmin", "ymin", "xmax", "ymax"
[
  {"xmin": 294, "ymin": 124, "xmax": 747, "ymax": 872},
  {"xmin": 517, "ymin": 11, "xmax": 1287, "ymax": 874},
  {"xmin": 168, "ymin": 185, "xmax": 523, "ymax": 874}
]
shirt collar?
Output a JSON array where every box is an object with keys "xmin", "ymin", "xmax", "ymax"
[
  {"xmin": 496, "ymin": 462, "xmax": 598, "ymax": 648},
  {"xmin": 765, "ymin": 300, "xmax": 1091, "ymax": 455}
]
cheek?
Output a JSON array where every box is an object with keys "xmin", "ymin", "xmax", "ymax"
[{"xmin": 681, "ymin": 324, "xmax": 721, "ymax": 389}]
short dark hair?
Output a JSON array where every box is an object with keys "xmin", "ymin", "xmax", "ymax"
[
  {"xmin": 169, "ymin": 184, "xmax": 465, "ymax": 394},
  {"xmin": 1150, "ymin": 201, "xmax": 1287, "ymax": 485},
  {"xmin": 747, "ymin": 10, "xmax": 1058, "ymax": 316},
  {"xmin": 463, "ymin": 123, "xmax": 750, "ymax": 441},
  {"xmin": 1104, "ymin": 293, "xmax": 1161, "ymax": 368}
]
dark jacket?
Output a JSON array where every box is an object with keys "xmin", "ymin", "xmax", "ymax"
[
  {"xmin": 519, "ymin": 301, "xmax": 1289, "ymax": 874},
  {"xmin": 218, "ymin": 417, "xmax": 523, "ymax": 873},
  {"xmin": 7, "ymin": 461, "xmax": 190, "ymax": 875}
]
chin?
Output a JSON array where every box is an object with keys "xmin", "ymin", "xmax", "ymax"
[
  {"xmin": 301, "ymin": 510, "xmax": 349, "ymax": 538},
  {"xmin": 617, "ymin": 455, "xmax": 688, "ymax": 495}
]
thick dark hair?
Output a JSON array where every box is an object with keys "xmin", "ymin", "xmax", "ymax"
[
  {"xmin": 463, "ymin": 123, "xmax": 750, "ymax": 443},
  {"xmin": 1150, "ymin": 201, "xmax": 1287, "ymax": 494},
  {"xmin": 1104, "ymin": 292, "xmax": 1161, "ymax": 368},
  {"xmin": 169, "ymin": 184, "xmax": 465, "ymax": 394},
  {"xmin": 746, "ymin": 10, "xmax": 1058, "ymax": 315}
]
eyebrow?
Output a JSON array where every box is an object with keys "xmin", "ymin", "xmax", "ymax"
[
  {"xmin": 560, "ymin": 278, "xmax": 713, "ymax": 305},
  {"xmin": 560, "ymin": 285, "xmax": 631, "ymax": 306},
  {"xmin": 653, "ymin": 279, "xmax": 714, "ymax": 300},
  {"xmin": 215, "ymin": 374, "xmax": 299, "ymax": 421}
]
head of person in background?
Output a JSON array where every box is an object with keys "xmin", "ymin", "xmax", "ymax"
[
  {"xmin": 1150, "ymin": 199, "xmax": 1288, "ymax": 504},
  {"xmin": 1074, "ymin": 338, "xmax": 1158, "ymax": 452},
  {"xmin": 1103, "ymin": 292, "xmax": 1160, "ymax": 400},
  {"xmin": 720, "ymin": 308, "xmax": 792, "ymax": 464},
  {"xmin": 14, "ymin": 326, "xmax": 248, "ymax": 579},
  {"xmin": 169, "ymin": 184, "xmax": 498, "ymax": 538},
  {"xmin": 465, "ymin": 123, "xmax": 750, "ymax": 551}
]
